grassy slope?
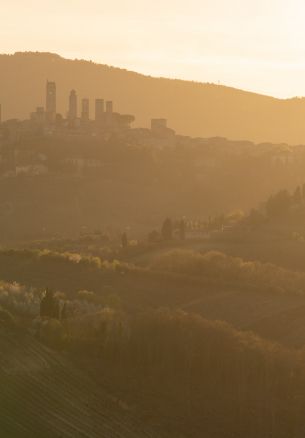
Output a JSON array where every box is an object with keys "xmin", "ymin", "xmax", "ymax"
[
  {"xmin": 0, "ymin": 327, "xmax": 169, "ymax": 438},
  {"xmin": 1, "ymin": 248, "xmax": 305, "ymax": 347}
]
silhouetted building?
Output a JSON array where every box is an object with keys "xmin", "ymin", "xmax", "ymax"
[
  {"xmin": 31, "ymin": 107, "xmax": 45, "ymax": 124},
  {"xmin": 68, "ymin": 89, "xmax": 78, "ymax": 122},
  {"xmin": 106, "ymin": 101, "xmax": 113, "ymax": 114},
  {"xmin": 95, "ymin": 99, "xmax": 104, "ymax": 122},
  {"xmin": 55, "ymin": 113, "xmax": 63, "ymax": 127},
  {"xmin": 151, "ymin": 118, "xmax": 167, "ymax": 131},
  {"xmin": 46, "ymin": 81, "xmax": 56, "ymax": 123},
  {"xmin": 151, "ymin": 118, "xmax": 175, "ymax": 139},
  {"xmin": 81, "ymin": 98, "xmax": 89, "ymax": 122}
]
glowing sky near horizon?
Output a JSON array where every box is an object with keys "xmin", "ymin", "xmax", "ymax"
[{"xmin": 2, "ymin": 0, "xmax": 305, "ymax": 98}]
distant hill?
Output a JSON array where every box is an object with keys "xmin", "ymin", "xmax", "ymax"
[{"xmin": 1, "ymin": 52, "xmax": 305, "ymax": 144}]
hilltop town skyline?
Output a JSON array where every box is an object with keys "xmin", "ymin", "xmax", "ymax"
[
  {"xmin": 2, "ymin": 52, "xmax": 305, "ymax": 145},
  {"xmin": 28, "ymin": 79, "xmax": 137, "ymax": 131}
]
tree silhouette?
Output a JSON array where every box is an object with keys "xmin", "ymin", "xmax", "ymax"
[
  {"xmin": 61, "ymin": 301, "xmax": 69, "ymax": 320},
  {"xmin": 40, "ymin": 288, "xmax": 60, "ymax": 319},
  {"xmin": 266, "ymin": 190, "xmax": 291, "ymax": 217},
  {"xmin": 121, "ymin": 232, "xmax": 128, "ymax": 249},
  {"xmin": 179, "ymin": 219, "xmax": 186, "ymax": 240},
  {"xmin": 293, "ymin": 186, "xmax": 302, "ymax": 204},
  {"xmin": 148, "ymin": 230, "xmax": 160, "ymax": 242},
  {"xmin": 161, "ymin": 218, "xmax": 173, "ymax": 240}
]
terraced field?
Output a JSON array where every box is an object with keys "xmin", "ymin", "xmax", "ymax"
[{"xmin": 0, "ymin": 327, "xmax": 168, "ymax": 438}]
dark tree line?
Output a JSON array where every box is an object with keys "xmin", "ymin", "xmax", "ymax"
[
  {"xmin": 161, "ymin": 218, "xmax": 186, "ymax": 241},
  {"xmin": 265, "ymin": 184, "xmax": 305, "ymax": 218}
]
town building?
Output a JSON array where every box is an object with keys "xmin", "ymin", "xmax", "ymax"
[
  {"xmin": 95, "ymin": 99, "xmax": 104, "ymax": 123},
  {"xmin": 81, "ymin": 98, "xmax": 90, "ymax": 122},
  {"xmin": 68, "ymin": 90, "xmax": 78, "ymax": 122},
  {"xmin": 46, "ymin": 81, "xmax": 56, "ymax": 123}
]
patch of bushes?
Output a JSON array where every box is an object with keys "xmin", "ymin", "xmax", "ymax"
[
  {"xmin": 151, "ymin": 249, "xmax": 305, "ymax": 295},
  {"xmin": 0, "ymin": 281, "xmax": 41, "ymax": 317}
]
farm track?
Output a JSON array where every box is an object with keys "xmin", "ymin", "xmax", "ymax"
[{"xmin": 0, "ymin": 328, "xmax": 167, "ymax": 438}]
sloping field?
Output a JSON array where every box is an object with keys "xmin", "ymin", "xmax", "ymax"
[
  {"xmin": 2, "ymin": 247, "xmax": 305, "ymax": 348},
  {"xmin": 0, "ymin": 328, "xmax": 167, "ymax": 438}
]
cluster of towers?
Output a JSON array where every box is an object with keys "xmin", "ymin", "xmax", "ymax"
[
  {"xmin": 1, "ymin": 81, "xmax": 169, "ymax": 137},
  {"xmin": 66, "ymin": 88, "xmax": 113, "ymax": 124},
  {"xmin": 32, "ymin": 81, "xmax": 115, "ymax": 126}
]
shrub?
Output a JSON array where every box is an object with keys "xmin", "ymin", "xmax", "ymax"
[
  {"xmin": 38, "ymin": 318, "xmax": 66, "ymax": 348},
  {"xmin": 0, "ymin": 305, "xmax": 15, "ymax": 328},
  {"xmin": 151, "ymin": 249, "xmax": 305, "ymax": 295}
]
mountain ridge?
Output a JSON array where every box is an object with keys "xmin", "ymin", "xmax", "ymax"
[
  {"xmin": 8, "ymin": 51, "xmax": 303, "ymax": 101},
  {"xmin": 1, "ymin": 52, "xmax": 305, "ymax": 143}
]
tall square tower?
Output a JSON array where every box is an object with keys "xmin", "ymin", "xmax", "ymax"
[{"xmin": 46, "ymin": 81, "xmax": 56, "ymax": 122}]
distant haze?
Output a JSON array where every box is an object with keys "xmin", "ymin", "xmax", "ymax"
[
  {"xmin": 3, "ymin": 52, "xmax": 305, "ymax": 144},
  {"xmin": 3, "ymin": 0, "xmax": 305, "ymax": 98}
]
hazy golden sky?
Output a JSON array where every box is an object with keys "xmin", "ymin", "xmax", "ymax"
[{"xmin": 3, "ymin": 0, "xmax": 305, "ymax": 98}]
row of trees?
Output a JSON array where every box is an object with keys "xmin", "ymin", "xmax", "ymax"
[
  {"xmin": 151, "ymin": 249, "xmax": 305, "ymax": 295},
  {"xmin": 265, "ymin": 184, "xmax": 305, "ymax": 217},
  {"xmin": 161, "ymin": 218, "xmax": 186, "ymax": 240},
  {"xmin": 56, "ymin": 308, "xmax": 305, "ymax": 437},
  {"xmin": 121, "ymin": 218, "xmax": 186, "ymax": 248}
]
